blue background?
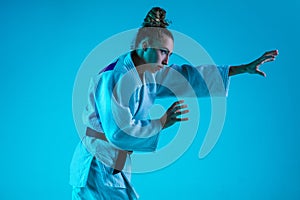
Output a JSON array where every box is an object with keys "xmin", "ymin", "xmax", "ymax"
[{"xmin": 1, "ymin": 0, "xmax": 299, "ymax": 199}]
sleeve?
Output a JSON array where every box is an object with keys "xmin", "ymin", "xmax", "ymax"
[
  {"xmin": 94, "ymin": 72, "xmax": 162, "ymax": 152},
  {"xmin": 155, "ymin": 64, "xmax": 230, "ymax": 98}
]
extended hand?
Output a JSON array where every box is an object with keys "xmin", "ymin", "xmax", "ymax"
[
  {"xmin": 229, "ymin": 50, "xmax": 279, "ymax": 77},
  {"xmin": 160, "ymin": 100, "xmax": 189, "ymax": 129},
  {"xmin": 245, "ymin": 50, "xmax": 279, "ymax": 77}
]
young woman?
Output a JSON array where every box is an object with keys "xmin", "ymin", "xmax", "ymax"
[{"xmin": 70, "ymin": 7, "xmax": 278, "ymax": 200}]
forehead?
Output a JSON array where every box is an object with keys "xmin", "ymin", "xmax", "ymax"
[{"xmin": 152, "ymin": 34, "xmax": 174, "ymax": 52}]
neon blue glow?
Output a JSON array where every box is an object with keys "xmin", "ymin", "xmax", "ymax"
[{"xmin": 0, "ymin": 0, "xmax": 299, "ymax": 199}]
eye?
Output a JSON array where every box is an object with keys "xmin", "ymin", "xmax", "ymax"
[{"xmin": 160, "ymin": 49, "xmax": 169, "ymax": 55}]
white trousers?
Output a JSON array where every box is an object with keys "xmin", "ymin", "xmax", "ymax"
[{"xmin": 72, "ymin": 157, "xmax": 138, "ymax": 200}]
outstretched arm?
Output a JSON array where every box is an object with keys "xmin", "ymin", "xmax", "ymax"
[{"xmin": 229, "ymin": 50, "xmax": 279, "ymax": 77}]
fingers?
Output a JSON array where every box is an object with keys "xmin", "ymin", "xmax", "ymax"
[
  {"xmin": 243, "ymin": 49, "xmax": 278, "ymax": 78},
  {"xmin": 160, "ymin": 100, "xmax": 190, "ymax": 129},
  {"xmin": 172, "ymin": 105, "xmax": 188, "ymax": 114},
  {"xmin": 264, "ymin": 49, "xmax": 279, "ymax": 56},
  {"xmin": 256, "ymin": 70, "xmax": 266, "ymax": 77},
  {"xmin": 254, "ymin": 50, "xmax": 278, "ymax": 68},
  {"xmin": 168, "ymin": 100, "xmax": 185, "ymax": 113},
  {"xmin": 169, "ymin": 100, "xmax": 185, "ymax": 108},
  {"xmin": 171, "ymin": 117, "xmax": 189, "ymax": 122},
  {"xmin": 169, "ymin": 101, "xmax": 188, "ymax": 113},
  {"xmin": 174, "ymin": 109, "xmax": 189, "ymax": 116},
  {"xmin": 257, "ymin": 56, "xmax": 275, "ymax": 65},
  {"xmin": 261, "ymin": 49, "xmax": 279, "ymax": 62},
  {"xmin": 168, "ymin": 100, "xmax": 189, "ymax": 121}
]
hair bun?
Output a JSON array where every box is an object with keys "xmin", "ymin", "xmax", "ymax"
[{"xmin": 142, "ymin": 7, "xmax": 171, "ymax": 28}]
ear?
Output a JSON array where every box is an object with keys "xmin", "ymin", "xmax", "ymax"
[{"xmin": 142, "ymin": 39, "xmax": 149, "ymax": 52}]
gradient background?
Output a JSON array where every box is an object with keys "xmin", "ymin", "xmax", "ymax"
[{"xmin": 1, "ymin": 0, "xmax": 299, "ymax": 199}]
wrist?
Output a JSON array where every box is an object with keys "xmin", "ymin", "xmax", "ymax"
[
  {"xmin": 160, "ymin": 114, "xmax": 167, "ymax": 129},
  {"xmin": 229, "ymin": 64, "xmax": 248, "ymax": 76},
  {"xmin": 240, "ymin": 64, "xmax": 249, "ymax": 73}
]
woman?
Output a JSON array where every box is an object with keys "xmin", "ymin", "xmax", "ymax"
[{"xmin": 70, "ymin": 7, "xmax": 278, "ymax": 200}]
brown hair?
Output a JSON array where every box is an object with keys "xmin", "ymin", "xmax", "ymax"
[{"xmin": 132, "ymin": 7, "xmax": 174, "ymax": 49}]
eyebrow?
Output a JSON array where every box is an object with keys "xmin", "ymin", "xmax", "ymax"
[{"xmin": 160, "ymin": 47, "xmax": 172, "ymax": 55}]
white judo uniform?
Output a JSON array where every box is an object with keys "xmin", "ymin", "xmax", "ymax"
[{"xmin": 70, "ymin": 52, "xmax": 230, "ymax": 199}]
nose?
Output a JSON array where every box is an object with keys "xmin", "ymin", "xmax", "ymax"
[{"xmin": 162, "ymin": 55, "xmax": 169, "ymax": 65}]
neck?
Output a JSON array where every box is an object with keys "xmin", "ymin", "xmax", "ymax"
[
  {"xmin": 131, "ymin": 50, "xmax": 146, "ymax": 81},
  {"xmin": 131, "ymin": 50, "xmax": 145, "ymax": 66}
]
